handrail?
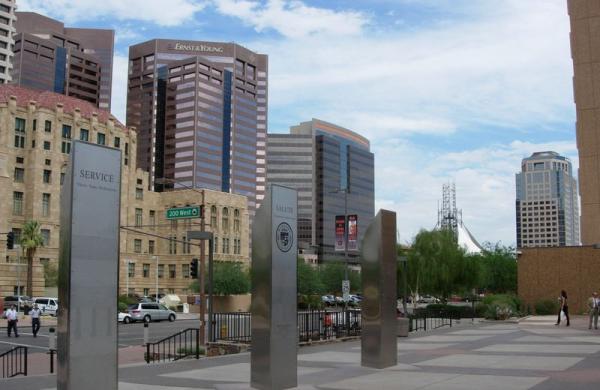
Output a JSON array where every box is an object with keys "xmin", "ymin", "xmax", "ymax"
[
  {"xmin": 0, "ymin": 346, "xmax": 28, "ymax": 378},
  {"xmin": 145, "ymin": 328, "xmax": 200, "ymax": 363}
]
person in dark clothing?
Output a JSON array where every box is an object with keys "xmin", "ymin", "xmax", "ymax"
[{"xmin": 556, "ymin": 290, "xmax": 570, "ymax": 326}]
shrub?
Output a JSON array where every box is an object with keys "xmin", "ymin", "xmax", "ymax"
[
  {"xmin": 481, "ymin": 294, "xmax": 522, "ymax": 320},
  {"xmin": 425, "ymin": 304, "xmax": 476, "ymax": 318},
  {"xmin": 297, "ymin": 294, "xmax": 324, "ymax": 310},
  {"xmin": 534, "ymin": 299, "xmax": 559, "ymax": 315}
]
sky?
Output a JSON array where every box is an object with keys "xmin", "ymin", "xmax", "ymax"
[{"xmin": 18, "ymin": 0, "xmax": 577, "ymax": 247}]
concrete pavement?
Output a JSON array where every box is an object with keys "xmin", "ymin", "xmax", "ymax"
[{"xmin": 2, "ymin": 315, "xmax": 600, "ymax": 389}]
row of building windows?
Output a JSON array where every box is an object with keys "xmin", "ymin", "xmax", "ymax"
[
  {"xmin": 9, "ymin": 227, "xmax": 52, "ymax": 247},
  {"xmin": 12, "ymin": 191, "xmax": 52, "ymax": 217},
  {"xmin": 131, "ymin": 236, "xmax": 242, "ymax": 255},
  {"xmin": 127, "ymin": 262, "xmax": 188, "ymax": 280}
]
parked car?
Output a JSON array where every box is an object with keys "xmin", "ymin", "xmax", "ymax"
[
  {"xmin": 118, "ymin": 312, "xmax": 132, "ymax": 324},
  {"xmin": 321, "ymin": 295, "xmax": 336, "ymax": 306},
  {"xmin": 33, "ymin": 297, "xmax": 59, "ymax": 316},
  {"xmin": 335, "ymin": 296, "xmax": 344, "ymax": 304},
  {"xmin": 128, "ymin": 303, "xmax": 176, "ymax": 323},
  {"xmin": 418, "ymin": 295, "xmax": 439, "ymax": 304},
  {"xmin": 4, "ymin": 296, "xmax": 33, "ymax": 312}
]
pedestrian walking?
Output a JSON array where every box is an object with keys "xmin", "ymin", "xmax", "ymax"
[
  {"xmin": 555, "ymin": 290, "xmax": 570, "ymax": 327},
  {"xmin": 6, "ymin": 305, "xmax": 19, "ymax": 337},
  {"xmin": 30, "ymin": 303, "xmax": 41, "ymax": 337},
  {"xmin": 588, "ymin": 291, "xmax": 599, "ymax": 330}
]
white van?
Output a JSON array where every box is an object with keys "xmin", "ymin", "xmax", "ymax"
[{"xmin": 33, "ymin": 297, "xmax": 59, "ymax": 316}]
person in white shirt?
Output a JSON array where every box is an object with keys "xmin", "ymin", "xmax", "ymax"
[
  {"xmin": 589, "ymin": 292, "xmax": 599, "ymax": 330},
  {"xmin": 6, "ymin": 305, "xmax": 19, "ymax": 337},
  {"xmin": 30, "ymin": 304, "xmax": 41, "ymax": 337}
]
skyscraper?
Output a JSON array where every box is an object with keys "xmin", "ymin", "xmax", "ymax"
[
  {"xmin": 126, "ymin": 40, "xmax": 268, "ymax": 216},
  {"xmin": 267, "ymin": 119, "xmax": 375, "ymax": 261},
  {"xmin": 515, "ymin": 151, "xmax": 580, "ymax": 248},
  {"xmin": 568, "ymin": 1, "xmax": 600, "ymax": 245},
  {"xmin": 0, "ymin": 1, "xmax": 16, "ymax": 84},
  {"xmin": 12, "ymin": 12, "xmax": 114, "ymax": 110}
]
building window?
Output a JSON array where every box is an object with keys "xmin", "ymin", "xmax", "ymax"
[
  {"xmin": 158, "ymin": 264, "xmax": 164, "ymax": 279},
  {"xmin": 13, "ymin": 192, "xmax": 23, "ymax": 215},
  {"xmin": 43, "ymin": 169, "xmax": 52, "ymax": 184},
  {"xmin": 136, "ymin": 188, "xmax": 143, "ymax": 200},
  {"xmin": 222, "ymin": 208, "xmax": 229, "ymax": 232},
  {"xmin": 169, "ymin": 236, "xmax": 177, "ymax": 254},
  {"xmin": 148, "ymin": 240, "xmax": 155, "ymax": 254},
  {"xmin": 97, "ymin": 132, "xmax": 106, "ymax": 145},
  {"xmin": 14, "ymin": 167, "xmax": 24, "ymax": 182},
  {"xmin": 44, "ymin": 120, "xmax": 52, "ymax": 133},
  {"xmin": 182, "ymin": 263, "xmax": 190, "ymax": 278},
  {"xmin": 128, "ymin": 262, "xmax": 135, "ymax": 278},
  {"xmin": 169, "ymin": 264, "xmax": 176, "ymax": 279},
  {"xmin": 114, "ymin": 137, "xmax": 120, "ymax": 148},
  {"xmin": 42, "ymin": 193, "xmax": 51, "ymax": 217},
  {"xmin": 135, "ymin": 208, "xmax": 143, "ymax": 227},
  {"xmin": 182, "ymin": 236, "xmax": 191, "ymax": 254},
  {"xmin": 134, "ymin": 239, "xmax": 142, "ymax": 253},
  {"xmin": 41, "ymin": 229, "xmax": 50, "ymax": 246},
  {"xmin": 45, "ymin": 159, "xmax": 51, "ymax": 166},
  {"xmin": 223, "ymin": 238, "xmax": 229, "ymax": 254},
  {"xmin": 11, "ymin": 228, "xmax": 21, "ymax": 246},
  {"xmin": 32, "ymin": 119, "xmax": 37, "ymax": 131},
  {"xmin": 143, "ymin": 263, "xmax": 150, "ymax": 278},
  {"xmin": 143, "ymin": 288, "xmax": 149, "ymax": 296},
  {"xmin": 61, "ymin": 125, "xmax": 72, "ymax": 154},
  {"xmin": 80, "ymin": 128, "xmax": 89, "ymax": 141},
  {"xmin": 14, "ymin": 118, "xmax": 25, "ymax": 148},
  {"xmin": 234, "ymin": 209, "xmax": 240, "ymax": 233},
  {"xmin": 214, "ymin": 236, "xmax": 218, "ymax": 253},
  {"xmin": 211, "ymin": 206, "xmax": 217, "ymax": 228},
  {"xmin": 149, "ymin": 210, "xmax": 156, "ymax": 229},
  {"xmin": 43, "ymin": 141, "xmax": 51, "ymax": 150}
]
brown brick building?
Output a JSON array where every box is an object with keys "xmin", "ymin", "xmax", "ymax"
[{"xmin": 0, "ymin": 85, "xmax": 249, "ymax": 298}]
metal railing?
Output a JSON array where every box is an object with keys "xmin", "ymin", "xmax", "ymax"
[
  {"xmin": 145, "ymin": 328, "xmax": 200, "ymax": 363},
  {"xmin": 211, "ymin": 309, "xmax": 362, "ymax": 344},
  {"xmin": 1, "ymin": 346, "xmax": 28, "ymax": 378},
  {"xmin": 409, "ymin": 310, "xmax": 457, "ymax": 332}
]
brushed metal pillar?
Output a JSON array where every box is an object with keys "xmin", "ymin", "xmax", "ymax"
[
  {"xmin": 251, "ymin": 184, "xmax": 298, "ymax": 390},
  {"xmin": 58, "ymin": 141, "xmax": 121, "ymax": 390},
  {"xmin": 361, "ymin": 209, "xmax": 397, "ymax": 369}
]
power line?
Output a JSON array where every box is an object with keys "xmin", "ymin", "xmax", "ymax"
[{"xmin": 119, "ymin": 226, "xmax": 203, "ymax": 247}]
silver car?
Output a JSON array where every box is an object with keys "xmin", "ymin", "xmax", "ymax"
[{"xmin": 128, "ymin": 303, "xmax": 176, "ymax": 323}]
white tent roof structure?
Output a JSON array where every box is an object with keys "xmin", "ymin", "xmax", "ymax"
[{"xmin": 457, "ymin": 220, "xmax": 483, "ymax": 254}]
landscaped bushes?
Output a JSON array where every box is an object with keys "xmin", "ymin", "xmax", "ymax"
[
  {"xmin": 480, "ymin": 294, "xmax": 522, "ymax": 320},
  {"xmin": 534, "ymin": 298, "xmax": 559, "ymax": 315}
]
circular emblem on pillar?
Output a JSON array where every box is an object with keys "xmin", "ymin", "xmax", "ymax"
[{"xmin": 276, "ymin": 222, "xmax": 294, "ymax": 252}]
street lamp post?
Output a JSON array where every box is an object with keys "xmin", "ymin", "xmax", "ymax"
[{"xmin": 399, "ymin": 256, "xmax": 408, "ymax": 316}]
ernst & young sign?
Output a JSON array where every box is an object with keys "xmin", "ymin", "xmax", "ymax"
[{"xmin": 170, "ymin": 42, "xmax": 224, "ymax": 53}]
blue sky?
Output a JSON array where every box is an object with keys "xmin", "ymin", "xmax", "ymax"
[{"xmin": 19, "ymin": 0, "xmax": 577, "ymax": 246}]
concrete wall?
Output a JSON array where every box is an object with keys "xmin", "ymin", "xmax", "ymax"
[{"xmin": 518, "ymin": 246, "xmax": 600, "ymax": 314}]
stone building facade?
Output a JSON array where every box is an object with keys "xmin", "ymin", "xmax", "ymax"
[{"xmin": 0, "ymin": 84, "xmax": 249, "ymax": 298}]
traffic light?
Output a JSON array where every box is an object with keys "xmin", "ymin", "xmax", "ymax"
[
  {"xmin": 190, "ymin": 258, "xmax": 199, "ymax": 278},
  {"xmin": 6, "ymin": 231, "xmax": 14, "ymax": 250}
]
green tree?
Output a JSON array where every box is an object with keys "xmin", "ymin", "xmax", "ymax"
[
  {"xmin": 475, "ymin": 243, "xmax": 517, "ymax": 293},
  {"xmin": 319, "ymin": 261, "xmax": 361, "ymax": 294},
  {"xmin": 21, "ymin": 220, "xmax": 45, "ymax": 297},
  {"xmin": 189, "ymin": 261, "xmax": 250, "ymax": 295},
  {"xmin": 407, "ymin": 229, "xmax": 479, "ymax": 300},
  {"xmin": 297, "ymin": 260, "xmax": 324, "ymax": 295}
]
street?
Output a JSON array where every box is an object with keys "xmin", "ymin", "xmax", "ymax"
[{"xmin": 0, "ymin": 318, "xmax": 201, "ymax": 355}]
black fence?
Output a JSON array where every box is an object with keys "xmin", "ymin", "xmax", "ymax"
[
  {"xmin": 1, "ymin": 346, "xmax": 28, "ymax": 378},
  {"xmin": 409, "ymin": 309, "xmax": 458, "ymax": 332},
  {"xmin": 146, "ymin": 328, "xmax": 200, "ymax": 363},
  {"xmin": 211, "ymin": 309, "xmax": 362, "ymax": 344}
]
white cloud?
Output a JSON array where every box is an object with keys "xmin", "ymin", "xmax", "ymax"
[
  {"xmin": 256, "ymin": 0, "xmax": 573, "ymax": 138},
  {"xmin": 17, "ymin": 0, "xmax": 207, "ymax": 26},
  {"xmin": 374, "ymin": 139, "xmax": 578, "ymax": 246},
  {"xmin": 111, "ymin": 54, "xmax": 129, "ymax": 124},
  {"xmin": 212, "ymin": 0, "xmax": 368, "ymax": 38}
]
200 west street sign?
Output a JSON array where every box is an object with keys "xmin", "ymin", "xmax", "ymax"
[{"xmin": 166, "ymin": 206, "xmax": 202, "ymax": 220}]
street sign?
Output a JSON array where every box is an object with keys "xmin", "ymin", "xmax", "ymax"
[
  {"xmin": 342, "ymin": 279, "xmax": 350, "ymax": 302},
  {"xmin": 166, "ymin": 206, "xmax": 202, "ymax": 220}
]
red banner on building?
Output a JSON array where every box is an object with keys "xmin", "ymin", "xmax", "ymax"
[
  {"xmin": 347, "ymin": 214, "xmax": 358, "ymax": 251},
  {"xmin": 335, "ymin": 215, "xmax": 346, "ymax": 252}
]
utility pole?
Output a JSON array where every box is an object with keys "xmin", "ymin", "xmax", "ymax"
[
  {"xmin": 153, "ymin": 255, "xmax": 158, "ymax": 302},
  {"xmin": 199, "ymin": 189, "xmax": 206, "ymax": 345}
]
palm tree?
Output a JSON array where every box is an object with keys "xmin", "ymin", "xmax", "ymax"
[{"xmin": 20, "ymin": 220, "xmax": 44, "ymax": 297}]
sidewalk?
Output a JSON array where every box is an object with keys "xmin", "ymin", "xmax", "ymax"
[
  {"xmin": 1, "ymin": 312, "xmax": 199, "ymax": 328},
  {"xmin": 3, "ymin": 315, "xmax": 600, "ymax": 389}
]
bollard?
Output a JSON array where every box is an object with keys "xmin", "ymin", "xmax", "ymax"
[
  {"xmin": 48, "ymin": 327, "xmax": 56, "ymax": 374},
  {"xmin": 143, "ymin": 322, "xmax": 149, "ymax": 346}
]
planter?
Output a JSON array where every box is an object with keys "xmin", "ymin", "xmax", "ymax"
[{"xmin": 397, "ymin": 317, "xmax": 409, "ymax": 337}]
